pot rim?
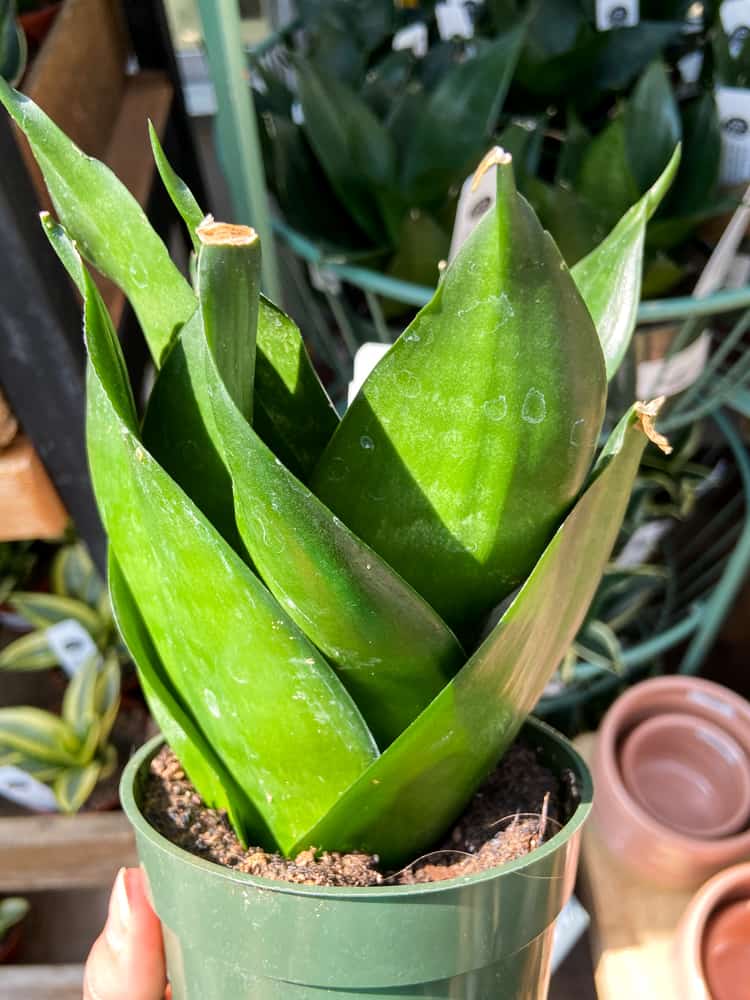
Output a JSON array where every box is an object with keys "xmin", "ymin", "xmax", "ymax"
[
  {"xmin": 121, "ymin": 715, "xmax": 592, "ymax": 900},
  {"xmin": 597, "ymin": 676, "xmax": 750, "ymax": 853},
  {"xmin": 674, "ymin": 861, "xmax": 750, "ymax": 996},
  {"xmin": 618, "ymin": 711, "xmax": 750, "ymax": 839}
]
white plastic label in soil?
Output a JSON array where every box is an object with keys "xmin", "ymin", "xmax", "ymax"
[
  {"xmin": 716, "ymin": 86, "xmax": 750, "ymax": 184},
  {"xmin": 721, "ymin": 0, "xmax": 750, "ymax": 58},
  {"xmin": 348, "ymin": 342, "xmax": 391, "ymax": 406},
  {"xmin": 435, "ymin": 1, "xmax": 474, "ymax": 41},
  {"xmin": 0, "ymin": 765, "xmax": 59, "ymax": 812},
  {"xmin": 392, "ymin": 22, "xmax": 429, "ymax": 58},
  {"xmin": 45, "ymin": 618, "xmax": 100, "ymax": 677},
  {"xmin": 595, "ymin": 0, "xmax": 639, "ymax": 31},
  {"xmin": 449, "ymin": 160, "xmax": 498, "ymax": 260}
]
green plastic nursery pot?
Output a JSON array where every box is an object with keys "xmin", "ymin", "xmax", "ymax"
[{"xmin": 121, "ymin": 718, "xmax": 592, "ymax": 999}]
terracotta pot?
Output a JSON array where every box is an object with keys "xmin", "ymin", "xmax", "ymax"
[
  {"xmin": 592, "ymin": 676, "xmax": 750, "ymax": 889},
  {"xmin": 619, "ymin": 712, "xmax": 750, "ymax": 840},
  {"xmin": 673, "ymin": 862, "xmax": 750, "ymax": 1000}
]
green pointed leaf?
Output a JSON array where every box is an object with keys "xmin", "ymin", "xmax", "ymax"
[
  {"xmin": 9, "ymin": 592, "xmax": 102, "ymax": 636},
  {"xmin": 62, "ymin": 655, "xmax": 100, "ymax": 739},
  {"xmin": 0, "ymin": 631, "xmax": 57, "ymax": 671},
  {"xmin": 665, "ymin": 92, "xmax": 721, "ymax": 218},
  {"xmin": 0, "ymin": 4, "xmax": 25, "ymax": 85},
  {"xmin": 296, "ymin": 408, "xmax": 650, "ymax": 863},
  {"xmin": 197, "ymin": 224, "xmax": 260, "ymax": 423},
  {"xmin": 294, "ymin": 57, "xmax": 396, "ymax": 245},
  {"xmin": 140, "ymin": 224, "xmax": 261, "ymax": 550},
  {"xmin": 400, "ymin": 26, "xmax": 525, "ymax": 204},
  {"xmin": 75, "ymin": 717, "xmax": 101, "ymax": 765},
  {"xmin": 148, "ymin": 120, "xmax": 205, "ymax": 252},
  {"xmin": 196, "ymin": 238, "xmax": 464, "ymax": 747},
  {"xmin": 0, "ymin": 898, "xmax": 30, "ymax": 939},
  {"xmin": 577, "ymin": 117, "xmax": 641, "ymax": 224},
  {"xmin": 624, "ymin": 61, "xmax": 681, "ymax": 194},
  {"xmin": 0, "ymin": 707, "xmax": 83, "ymax": 765},
  {"xmin": 526, "ymin": 178, "xmax": 609, "ymax": 265},
  {"xmin": 81, "ymin": 250, "xmax": 377, "ymax": 853},
  {"xmin": 555, "ymin": 107, "xmax": 590, "ymax": 186},
  {"xmin": 312, "ymin": 152, "xmax": 607, "ymax": 633},
  {"xmin": 385, "ymin": 210, "xmax": 449, "ymax": 289},
  {"xmin": 50, "ymin": 542, "xmax": 103, "ymax": 607},
  {"xmin": 109, "ymin": 552, "xmax": 265, "ymax": 844},
  {"xmin": 0, "ymin": 79, "xmax": 195, "ymax": 364},
  {"xmin": 141, "ymin": 309, "xmax": 242, "ymax": 551},
  {"xmin": 93, "ymin": 652, "xmax": 121, "ymax": 748},
  {"xmin": 571, "ymin": 147, "xmax": 681, "ymax": 380},
  {"xmin": 2, "ymin": 755, "xmax": 66, "ymax": 782},
  {"xmin": 253, "ymin": 297, "xmax": 340, "ymax": 480},
  {"xmin": 53, "ymin": 761, "xmax": 101, "ymax": 813},
  {"xmin": 39, "ymin": 166, "xmax": 339, "ymax": 481}
]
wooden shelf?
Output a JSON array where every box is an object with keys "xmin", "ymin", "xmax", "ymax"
[
  {"xmin": 1, "ymin": 963, "xmax": 84, "ymax": 1000},
  {"xmin": 0, "ymin": 812, "xmax": 136, "ymax": 892},
  {"xmin": 574, "ymin": 733, "xmax": 694, "ymax": 1000}
]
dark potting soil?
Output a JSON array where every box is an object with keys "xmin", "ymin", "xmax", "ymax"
[{"xmin": 142, "ymin": 738, "xmax": 574, "ymax": 888}]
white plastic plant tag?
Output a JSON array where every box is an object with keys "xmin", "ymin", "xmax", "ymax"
[
  {"xmin": 678, "ymin": 51, "xmax": 703, "ymax": 85},
  {"xmin": 716, "ymin": 87, "xmax": 750, "ymax": 185},
  {"xmin": 307, "ymin": 262, "xmax": 342, "ymax": 295},
  {"xmin": 0, "ymin": 765, "xmax": 58, "ymax": 812},
  {"xmin": 636, "ymin": 332, "xmax": 710, "ymax": 399},
  {"xmin": 720, "ymin": 0, "xmax": 750, "ymax": 57},
  {"xmin": 449, "ymin": 163, "xmax": 496, "ymax": 260},
  {"xmin": 595, "ymin": 0, "xmax": 639, "ymax": 31},
  {"xmin": 435, "ymin": 2, "xmax": 474, "ymax": 41},
  {"xmin": 551, "ymin": 895, "xmax": 590, "ymax": 973},
  {"xmin": 348, "ymin": 342, "xmax": 391, "ymax": 406},
  {"xmin": 392, "ymin": 22, "xmax": 429, "ymax": 58},
  {"xmin": 46, "ymin": 619, "xmax": 99, "ymax": 678},
  {"xmin": 290, "ymin": 100, "xmax": 305, "ymax": 125},
  {"xmin": 616, "ymin": 519, "xmax": 672, "ymax": 568}
]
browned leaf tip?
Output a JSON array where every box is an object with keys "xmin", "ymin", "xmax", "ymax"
[
  {"xmin": 471, "ymin": 146, "xmax": 512, "ymax": 192},
  {"xmin": 635, "ymin": 397, "xmax": 672, "ymax": 454}
]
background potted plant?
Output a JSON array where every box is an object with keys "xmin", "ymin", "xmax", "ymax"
[
  {"xmin": 0, "ymin": 74, "xmax": 676, "ymax": 997},
  {"xmin": 0, "ymin": 896, "xmax": 29, "ymax": 963}
]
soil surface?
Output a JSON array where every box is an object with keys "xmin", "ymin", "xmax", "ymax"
[{"xmin": 142, "ymin": 739, "xmax": 573, "ymax": 888}]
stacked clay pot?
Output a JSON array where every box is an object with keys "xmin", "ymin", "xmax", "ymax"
[
  {"xmin": 673, "ymin": 863, "xmax": 750, "ymax": 1000},
  {"xmin": 592, "ymin": 676, "xmax": 750, "ymax": 890}
]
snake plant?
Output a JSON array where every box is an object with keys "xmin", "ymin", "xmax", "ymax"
[
  {"xmin": 0, "ymin": 897, "xmax": 28, "ymax": 941},
  {"xmin": 0, "ymin": 542, "xmax": 127, "ymax": 671},
  {"xmin": 254, "ymin": 0, "xmax": 704, "ymax": 287},
  {"xmin": 0, "ymin": 79, "xmax": 675, "ymax": 863},
  {"xmin": 0, "ymin": 652, "xmax": 121, "ymax": 812}
]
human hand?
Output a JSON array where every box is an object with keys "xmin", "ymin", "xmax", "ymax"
[{"xmin": 83, "ymin": 867, "xmax": 169, "ymax": 1000}]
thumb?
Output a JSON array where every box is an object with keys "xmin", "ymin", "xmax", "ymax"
[{"xmin": 83, "ymin": 867, "xmax": 167, "ymax": 1000}]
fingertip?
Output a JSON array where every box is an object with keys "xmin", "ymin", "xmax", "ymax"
[{"xmin": 83, "ymin": 867, "xmax": 167, "ymax": 1000}]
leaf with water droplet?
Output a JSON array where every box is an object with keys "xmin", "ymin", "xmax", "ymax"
[{"xmin": 312, "ymin": 150, "xmax": 607, "ymax": 634}]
